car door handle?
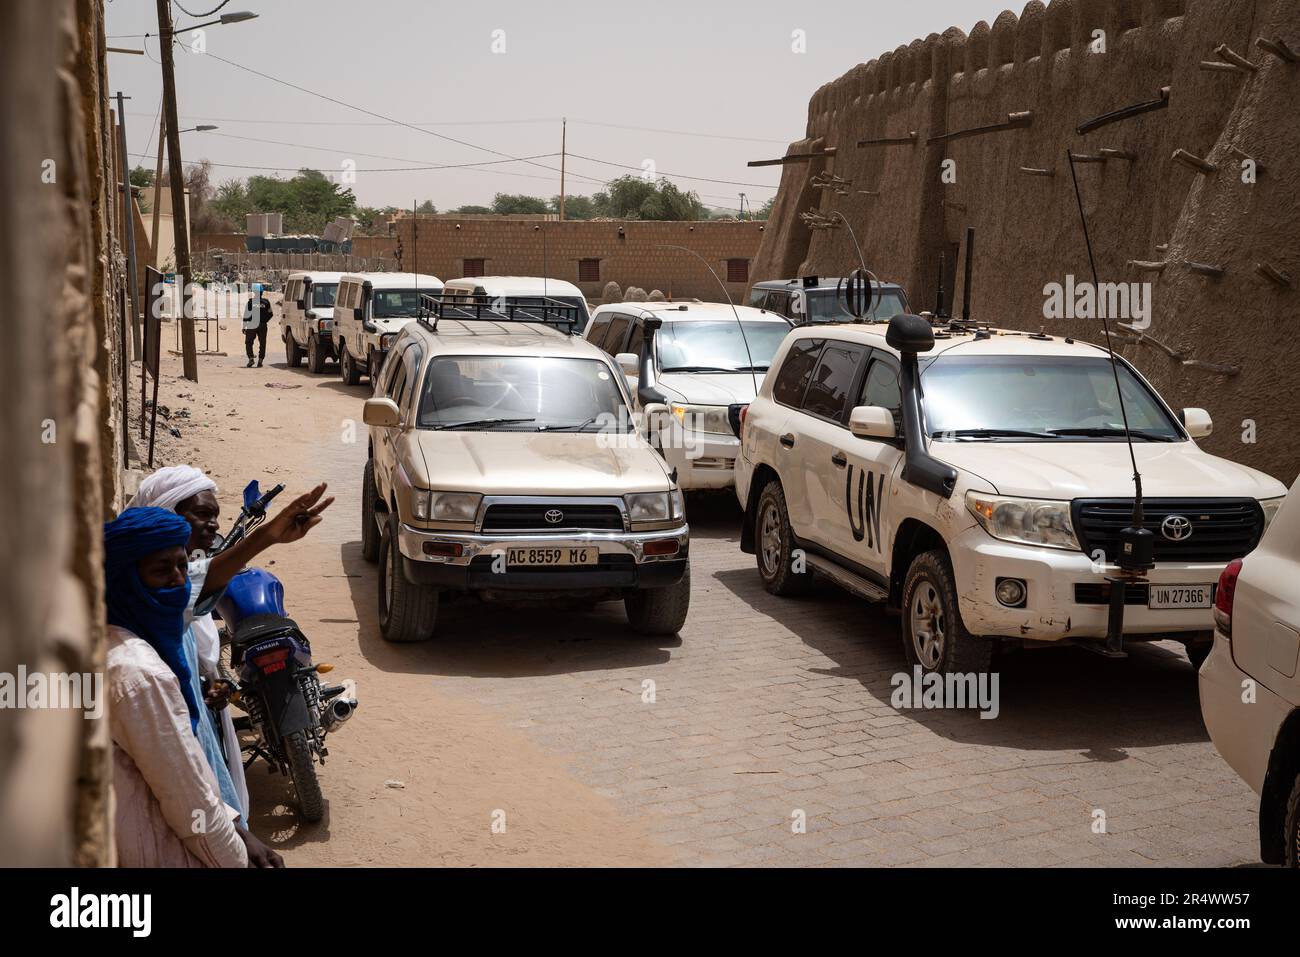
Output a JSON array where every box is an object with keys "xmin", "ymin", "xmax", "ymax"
[
  {"xmin": 779, "ymin": 434, "xmax": 796, "ymax": 449},
  {"xmin": 831, "ymin": 451, "xmax": 847, "ymax": 467}
]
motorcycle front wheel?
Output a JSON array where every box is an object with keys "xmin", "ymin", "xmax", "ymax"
[{"xmin": 283, "ymin": 730, "xmax": 325, "ymax": 823}]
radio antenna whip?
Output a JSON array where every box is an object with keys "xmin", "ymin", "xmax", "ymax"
[{"xmin": 657, "ymin": 244, "xmax": 759, "ymax": 396}]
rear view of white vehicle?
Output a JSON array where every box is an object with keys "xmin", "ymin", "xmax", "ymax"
[
  {"xmin": 282, "ymin": 271, "xmax": 344, "ymax": 373},
  {"xmin": 333, "ymin": 272, "xmax": 442, "ymax": 386},
  {"xmin": 1200, "ymin": 476, "xmax": 1300, "ymax": 867}
]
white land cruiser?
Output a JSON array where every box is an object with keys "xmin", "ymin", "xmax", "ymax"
[
  {"xmin": 736, "ymin": 314, "xmax": 1288, "ymax": 675},
  {"xmin": 360, "ymin": 297, "xmax": 690, "ymax": 642},
  {"xmin": 282, "ymin": 270, "xmax": 343, "ymax": 373},
  {"xmin": 333, "ymin": 272, "xmax": 442, "ymax": 386}
]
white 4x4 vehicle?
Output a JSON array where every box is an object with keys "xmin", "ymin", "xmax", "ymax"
[
  {"xmin": 360, "ymin": 299, "xmax": 690, "ymax": 642},
  {"xmin": 736, "ymin": 315, "xmax": 1287, "ymax": 675},
  {"xmin": 333, "ymin": 272, "xmax": 442, "ymax": 386},
  {"xmin": 1200, "ymin": 475, "xmax": 1300, "ymax": 866},
  {"xmin": 282, "ymin": 270, "xmax": 343, "ymax": 373}
]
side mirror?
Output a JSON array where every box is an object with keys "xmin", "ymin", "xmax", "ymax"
[
  {"xmin": 885, "ymin": 313, "xmax": 936, "ymax": 354},
  {"xmin": 849, "ymin": 405, "xmax": 897, "ymax": 440},
  {"xmin": 295, "ymin": 298, "xmax": 306, "ymax": 309},
  {"xmin": 1181, "ymin": 407, "xmax": 1213, "ymax": 439},
  {"xmin": 615, "ymin": 352, "xmax": 639, "ymax": 377},
  {"xmin": 363, "ymin": 397, "xmax": 401, "ymax": 428}
]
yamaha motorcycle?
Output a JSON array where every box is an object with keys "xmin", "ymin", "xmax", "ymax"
[{"xmin": 213, "ymin": 479, "xmax": 358, "ymax": 823}]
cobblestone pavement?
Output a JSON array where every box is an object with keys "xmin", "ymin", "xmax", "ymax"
[{"xmin": 402, "ymin": 496, "xmax": 1258, "ymax": 867}]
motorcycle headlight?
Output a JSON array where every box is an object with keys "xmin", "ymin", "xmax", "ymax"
[
  {"xmin": 966, "ymin": 492, "xmax": 1079, "ymax": 550},
  {"xmin": 670, "ymin": 403, "xmax": 732, "ymax": 435},
  {"xmin": 1260, "ymin": 496, "xmax": 1286, "ymax": 530},
  {"xmin": 625, "ymin": 491, "xmax": 671, "ymax": 524},
  {"xmin": 412, "ymin": 490, "xmax": 481, "ymax": 523}
]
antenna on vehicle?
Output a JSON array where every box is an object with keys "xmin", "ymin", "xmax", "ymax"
[
  {"xmin": 960, "ymin": 226, "xmax": 974, "ymax": 323},
  {"xmin": 935, "ymin": 251, "xmax": 947, "ymax": 319},
  {"xmin": 1066, "ymin": 149, "xmax": 1153, "ymax": 657},
  {"xmin": 657, "ymin": 244, "xmax": 758, "ymax": 396},
  {"xmin": 827, "ymin": 210, "xmax": 879, "ymax": 322}
]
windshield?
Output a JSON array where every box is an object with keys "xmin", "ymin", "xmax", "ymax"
[
  {"xmin": 656, "ymin": 320, "xmax": 790, "ymax": 373},
  {"xmin": 920, "ymin": 355, "xmax": 1183, "ymax": 441},
  {"xmin": 805, "ymin": 288, "xmax": 907, "ymax": 323},
  {"xmin": 311, "ymin": 283, "xmax": 338, "ymax": 307},
  {"xmin": 372, "ymin": 289, "xmax": 430, "ymax": 319},
  {"xmin": 416, "ymin": 355, "xmax": 628, "ymax": 431}
]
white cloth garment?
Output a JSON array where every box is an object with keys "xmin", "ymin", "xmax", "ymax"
[{"xmin": 128, "ymin": 464, "xmax": 217, "ymax": 513}]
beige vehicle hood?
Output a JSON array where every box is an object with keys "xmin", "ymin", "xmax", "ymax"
[
  {"xmin": 409, "ymin": 430, "xmax": 673, "ymax": 496},
  {"xmin": 933, "ymin": 440, "xmax": 1287, "ymax": 500}
]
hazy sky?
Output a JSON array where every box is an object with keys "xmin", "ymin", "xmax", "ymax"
[{"xmin": 106, "ymin": 0, "xmax": 1015, "ymax": 213}]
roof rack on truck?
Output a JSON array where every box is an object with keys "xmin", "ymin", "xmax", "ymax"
[{"xmin": 417, "ymin": 293, "xmax": 581, "ymax": 333}]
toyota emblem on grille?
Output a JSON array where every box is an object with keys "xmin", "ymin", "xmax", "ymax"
[
  {"xmin": 544, "ymin": 509, "xmax": 564, "ymax": 525},
  {"xmin": 1161, "ymin": 515, "xmax": 1193, "ymax": 541}
]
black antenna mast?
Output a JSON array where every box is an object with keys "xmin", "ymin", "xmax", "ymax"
[{"xmin": 657, "ymin": 244, "xmax": 759, "ymax": 396}]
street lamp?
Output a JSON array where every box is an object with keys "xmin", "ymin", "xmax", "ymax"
[
  {"xmin": 178, "ymin": 125, "xmax": 219, "ymax": 133},
  {"xmin": 173, "ymin": 11, "xmax": 259, "ymax": 34}
]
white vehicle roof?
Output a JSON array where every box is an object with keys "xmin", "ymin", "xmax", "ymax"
[
  {"xmin": 783, "ymin": 321, "xmax": 1117, "ymax": 360},
  {"xmin": 340, "ymin": 272, "xmax": 442, "ymax": 289},
  {"xmin": 592, "ymin": 301, "xmax": 791, "ymax": 325},
  {"xmin": 442, "ymin": 276, "xmax": 584, "ymax": 299},
  {"xmin": 402, "ymin": 318, "xmax": 608, "ymax": 360},
  {"xmin": 286, "ymin": 270, "xmax": 345, "ymax": 283}
]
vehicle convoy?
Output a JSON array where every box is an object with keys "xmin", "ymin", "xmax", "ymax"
[
  {"xmin": 332, "ymin": 272, "xmax": 442, "ymax": 386},
  {"xmin": 749, "ymin": 276, "xmax": 910, "ymax": 325},
  {"xmin": 214, "ymin": 480, "xmax": 358, "ymax": 824},
  {"xmin": 1200, "ymin": 475, "xmax": 1300, "ymax": 867},
  {"xmin": 359, "ymin": 294, "xmax": 690, "ymax": 642},
  {"xmin": 440, "ymin": 276, "xmax": 592, "ymax": 334},
  {"xmin": 282, "ymin": 270, "xmax": 344, "ymax": 374},
  {"xmin": 735, "ymin": 313, "xmax": 1288, "ymax": 676},
  {"xmin": 585, "ymin": 301, "xmax": 793, "ymax": 490}
]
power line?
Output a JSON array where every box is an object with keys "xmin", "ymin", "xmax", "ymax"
[
  {"xmin": 127, "ymin": 150, "xmax": 562, "ymax": 174},
  {"xmin": 566, "ymin": 152, "xmax": 776, "ymax": 189}
]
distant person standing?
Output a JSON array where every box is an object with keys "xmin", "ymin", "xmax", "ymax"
[{"xmin": 242, "ymin": 284, "xmax": 272, "ymax": 367}]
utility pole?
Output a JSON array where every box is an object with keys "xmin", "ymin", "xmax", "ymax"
[
  {"xmin": 150, "ymin": 112, "xmax": 165, "ymax": 268},
  {"xmin": 115, "ymin": 92, "xmax": 142, "ymax": 362},
  {"xmin": 156, "ymin": 0, "xmax": 199, "ymax": 381},
  {"xmin": 559, "ymin": 117, "xmax": 566, "ymax": 221}
]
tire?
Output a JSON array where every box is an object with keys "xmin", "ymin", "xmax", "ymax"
[
  {"xmin": 360, "ymin": 458, "xmax": 380, "ymax": 563},
  {"xmin": 1184, "ymin": 641, "xmax": 1211, "ymax": 670},
  {"xmin": 625, "ymin": 563, "xmax": 691, "ymax": 635},
  {"xmin": 307, "ymin": 334, "xmax": 327, "ymax": 374},
  {"xmin": 1284, "ymin": 771, "xmax": 1300, "ymax": 868},
  {"xmin": 285, "ymin": 329, "xmax": 303, "ymax": 367},
  {"xmin": 378, "ymin": 515, "xmax": 438, "ymax": 642},
  {"xmin": 283, "ymin": 729, "xmax": 324, "ymax": 823},
  {"xmin": 901, "ymin": 549, "xmax": 994, "ymax": 676},
  {"xmin": 754, "ymin": 480, "xmax": 814, "ymax": 596},
  {"xmin": 340, "ymin": 342, "xmax": 361, "ymax": 385}
]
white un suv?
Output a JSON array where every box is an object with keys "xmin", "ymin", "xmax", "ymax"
[{"xmin": 735, "ymin": 314, "xmax": 1287, "ymax": 676}]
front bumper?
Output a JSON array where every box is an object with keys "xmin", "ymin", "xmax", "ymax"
[
  {"xmin": 314, "ymin": 327, "xmax": 336, "ymax": 357},
  {"xmin": 1199, "ymin": 631, "xmax": 1291, "ymax": 795},
  {"xmin": 659, "ymin": 431, "xmax": 740, "ymax": 490},
  {"xmin": 398, "ymin": 523, "xmax": 689, "ymax": 591},
  {"xmin": 948, "ymin": 524, "xmax": 1227, "ymax": 642}
]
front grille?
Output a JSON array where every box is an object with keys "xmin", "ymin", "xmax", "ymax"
[
  {"xmin": 1072, "ymin": 498, "xmax": 1264, "ymax": 564},
  {"xmin": 481, "ymin": 503, "xmax": 625, "ymax": 533}
]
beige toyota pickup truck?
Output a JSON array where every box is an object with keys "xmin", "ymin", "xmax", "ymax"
[{"xmin": 359, "ymin": 296, "xmax": 690, "ymax": 642}]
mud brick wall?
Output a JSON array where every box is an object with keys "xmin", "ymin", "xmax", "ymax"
[
  {"xmin": 395, "ymin": 218, "xmax": 767, "ymax": 303},
  {"xmin": 753, "ymin": 0, "xmax": 1300, "ymax": 483}
]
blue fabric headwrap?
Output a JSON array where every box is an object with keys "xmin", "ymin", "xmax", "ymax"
[{"xmin": 103, "ymin": 507, "xmax": 200, "ymax": 732}]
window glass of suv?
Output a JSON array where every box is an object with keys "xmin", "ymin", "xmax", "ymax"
[
  {"xmin": 804, "ymin": 288, "xmax": 907, "ymax": 324},
  {"xmin": 802, "ymin": 342, "xmax": 866, "ymax": 422},
  {"xmin": 772, "ymin": 337, "xmax": 823, "ymax": 407},
  {"xmin": 416, "ymin": 355, "xmax": 629, "ymax": 432},
  {"xmin": 311, "ymin": 283, "xmax": 338, "ymax": 307},
  {"xmin": 603, "ymin": 316, "xmax": 631, "ymax": 354},
  {"xmin": 857, "ymin": 356, "xmax": 902, "ymax": 435},
  {"xmin": 586, "ymin": 314, "xmax": 612, "ymax": 350},
  {"xmin": 624, "ymin": 322, "xmax": 644, "ymax": 360},
  {"xmin": 371, "ymin": 289, "xmax": 426, "ymax": 319},
  {"xmin": 920, "ymin": 355, "xmax": 1183, "ymax": 440}
]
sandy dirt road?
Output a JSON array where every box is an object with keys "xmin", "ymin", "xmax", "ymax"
[{"xmin": 135, "ymin": 309, "xmax": 668, "ymax": 866}]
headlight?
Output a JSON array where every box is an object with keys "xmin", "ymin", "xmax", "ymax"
[
  {"xmin": 412, "ymin": 490, "xmax": 481, "ymax": 523},
  {"xmin": 381, "ymin": 332, "xmax": 397, "ymax": 348},
  {"xmin": 625, "ymin": 491, "xmax": 671, "ymax": 524},
  {"xmin": 670, "ymin": 403, "xmax": 731, "ymax": 435},
  {"xmin": 966, "ymin": 492, "xmax": 1079, "ymax": 550},
  {"xmin": 1261, "ymin": 496, "xmax": 1286, "ymax": 530}
]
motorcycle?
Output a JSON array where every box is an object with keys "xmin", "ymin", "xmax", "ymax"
[{"xmin": 213, "ymin": 479, "xmax": 358, "ymax": 823}]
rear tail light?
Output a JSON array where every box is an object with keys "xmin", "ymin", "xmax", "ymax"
[
  {"xmin": 1213, "ymin": 558, "xmax": 1243, "ymax": 637},
  {"xmin": 251, "ymin": 648, "xmax": 290, "ymax": 673},
  {"xmin": 738, "ymin": 405, "xmax": 749, "ymax": 446}
]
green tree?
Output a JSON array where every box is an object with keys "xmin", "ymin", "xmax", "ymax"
[
  {"xmin": 451, "ymin": 204, "xmax": 492, "ymax": 214},
  {"xmin": 592, "ymin": 176, "xmax": 706, "ymax": 221},
  {"xmin": 415, "ymin": 200, "xmax": 437, "ymax": 213},
  {"xmin": 491, "ymin": 192, "xmax": 550, "ymax": 215},
  {"xmin": 550, "ymin": 194, "xmax": 596, "ymax": 220},
  {"xmin": 129, "ymin": 165, "xmax": 155, "ymax": 189},
  {"xmin": 207, "ymin": 168, "xmax": 357, "ymax": 234},
  {"xmin": 756, "ymin": 196, "xmax": 775, "ymax": 220}
]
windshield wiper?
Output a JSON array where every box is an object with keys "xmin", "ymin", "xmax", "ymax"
[
  {"xmin": 732, "ymin": 365, "xmax": 769, "ymax": 372},
  {"xmin": 939, "ymin": 428, "xmax": 1057, "ymax": 440},
  {"xmin": 1047, "ymin": 427, "xmax": 1176, "ymax": 441},
  {"xmin": 432, "ymin": 417, "xmax": 536, "ymax": 431},
  {"xmin": 539, "ymin": 416, "xmax": 602, "ymax": 432},
  {"xmin": 660, "ymin": 365, "xmax": 735, "ymax": 373}
]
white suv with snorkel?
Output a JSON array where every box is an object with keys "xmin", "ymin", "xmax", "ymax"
[
  {"xmin": 736, "ymin": 314, "xmax": 1287, "ymax": 675},
  {"xmin": 333, "ymin": 272, "xmax": 443, "ymax": 386}
]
